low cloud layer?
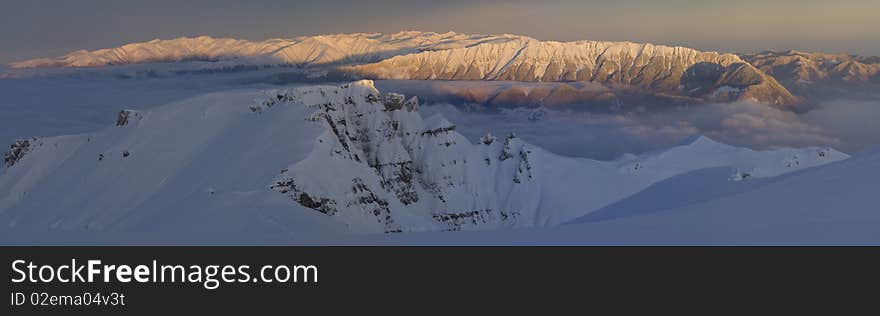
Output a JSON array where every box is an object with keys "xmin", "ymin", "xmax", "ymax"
[
  {"xmin": 422, "ymin": 98, "xmax": 880, "ymax": 160},
  {"xmin": 801, "ymin": 99, "xmax": 880, "ymax": 154}
]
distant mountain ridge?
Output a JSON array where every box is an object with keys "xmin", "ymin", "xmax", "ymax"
[
  {"xmin": 346, "ymin": 37, "xmax": 798, "ymax": 105},
  {"xmin": 9, "ymin": 32, "xmax": 512, "ymax": 68},
  {"xmin": 741, "ymin": 50, "xmax": 880, "ymax": 96},
  {"xmin": 10, "ymin": 32, "xmax": 878, "ymax": 106}
]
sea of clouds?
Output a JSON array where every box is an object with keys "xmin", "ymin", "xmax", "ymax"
[{"xmin": 422, "ymin": 98, "xmax": 880, "ymax": 160}]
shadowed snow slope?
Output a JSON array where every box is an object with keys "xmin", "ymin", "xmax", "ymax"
[
  {"xmin": 0, "ymin": 81, "xmax": 847, "ymax": 239},
  {"xmin": 300, "ymin": 147, "xmax": 880, "ymax": 245}
]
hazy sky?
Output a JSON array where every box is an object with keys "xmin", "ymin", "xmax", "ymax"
[{"xmin": 1, "ymin": 0, "xmax": 878, "ymax": 64}]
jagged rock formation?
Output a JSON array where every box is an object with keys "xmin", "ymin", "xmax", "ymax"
[
  {"xmin": 263, "ymin": 81, "xmax": 534, "ymax": 232},
  {"xmin": 741, "ymin": 50, "xmax": 880, "ymax": 94},
  {"xmin": 253, "ymin": 81, "xmax": 842, "ymax": 233}
]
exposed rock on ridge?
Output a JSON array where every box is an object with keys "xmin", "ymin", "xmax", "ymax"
[{"xmin": 11, "ymin": 32, "xmax": 799, "ymax": 105}]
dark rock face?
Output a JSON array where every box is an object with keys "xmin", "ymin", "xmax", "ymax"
[
  {"xmin": 115, "ymin": 110, "xmax": 141, "ymax": 127},
  {"xmin": 377, "ymin": 162, "xmax": 418, "ymax": 205},
  {"xmin": 499, "ymin": 134, "xmax": 518, "ymax": 161},
  {"xmin": 421, "ymin": 125, "xmax": 456, "ymax": 137},
  {"xmin": 382, "ymin": 93, "xmax": 405, "ymax": 111},
  {"xmin": 350, "ymin": 178, "xmax": 397, "ymax": 231},
  {"xmin": 514, "ymin": 148, "xmax": 533, "ymax": 184},
  {"xmin": 271, "ymin": 177, "xmax": 338, "ymax": 216},
  {"xmin": 264, "ymin": 82, "xmax": 535, "ymax": 233},
  {"xmin": 4, "ymin": 138, "xmax": 36, "ymax": 168},
  {"xmin": 432, "ymin": 209, "xmax": 519, "ymax": 231},
  {"xmin": 480, "ymin": 134, "xmax": 496, "ymax": 145},
  {"xmin": 681, "ymin": 62, "xmax": 725, "ymax": 96}
]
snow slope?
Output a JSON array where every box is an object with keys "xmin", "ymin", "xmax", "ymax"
[
  {"xmin": 0, "ymin": 81, "xmax": 847, "ymax": 237},
  {"xmin": 330, "ymin": 147, "xmax": 880, "ymax": 245},
  {"xmin": 0, "ymin": 69, "xmax": 303, "ymax": 148},
  {"xmin": 0, "ymin": 90, "xmax": 347, "ymax": 237}
]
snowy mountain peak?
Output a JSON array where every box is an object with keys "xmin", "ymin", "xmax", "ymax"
[
  {"xmin": 246, "ymin": 82, "xmax": 843, "ymax": 233},
  {"xmin": 260, "ymin": 81, "xmax": 536, "ymax": 232},
  {"xmin": 0, "ymin": 81, "xmax": 848, "ymax": 235},
  {"xmin": 678, "ymin": 135, "xmax": 728, "ymax": 148}
]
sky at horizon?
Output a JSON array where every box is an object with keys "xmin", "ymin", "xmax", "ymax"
[{"xmin": 1, "ymin": 0, "xmax": 878, "ymax": 64}]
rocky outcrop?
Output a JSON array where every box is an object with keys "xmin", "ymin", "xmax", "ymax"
[
  {"xmin": 271, "ymin": 178, "xmax": 338, "ymax": 215},
  {"xmin": 4, "ymin": 138, "xmax": 37, "ymax": 168},
  {"xmin": 432, "ymin": 210, "xmax": 519, "ymax": 231},
  {"xmin": 264, "ymin": 81, "xmax": 532, "ymax": 233},
  {"xmin": 250, "ymin": 81, "xmax": 850, "ymax": 234},
  {"xmin": 115, "ymin": 109, "xmax": 142, "ymax": 127}
]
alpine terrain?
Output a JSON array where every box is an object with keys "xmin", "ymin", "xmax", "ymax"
[
  {"xmin": 9, "ymin": 32, "xmax": 806, "ymax": 106},
  {"xmin": 0, "ymin": 80, "xmax": 847, "ymax": 237}
]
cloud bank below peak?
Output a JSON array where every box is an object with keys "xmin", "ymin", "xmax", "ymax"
[{"xmin": 421, "ymin": 96, "xmax": 879, "ymax": 161}]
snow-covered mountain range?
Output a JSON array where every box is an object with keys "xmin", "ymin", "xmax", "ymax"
[
  {"xmin": 9, "ymin": 32, "xmax": 507, "ymax": 68},
  {"xmin": 8, "ymin": 32, "xmax": 811, "ymax": 106},
  {"xmin": 0, "ymin": 80, "xmax": 847, "ymax": 235},
  {"xmin": 346, "ymin": 37, "xmax": 798, "ymax": 105},
  {"xmin": 741, "ymin": 50, "xmax": 880, "ymax": 96}
]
